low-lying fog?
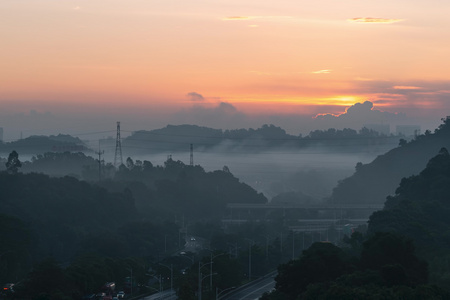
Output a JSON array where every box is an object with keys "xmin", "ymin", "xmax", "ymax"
[{"xmin": 101, "ymin": 147, "xmax": 388, "ymax": 201}]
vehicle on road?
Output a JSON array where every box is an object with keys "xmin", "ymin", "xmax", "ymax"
[
  {"xmin": 117, "ymin": 291, "xmax": 125, "ymax": 299},
  {"xmin": 1, "ymin": 283, "xmax": 14, "ymax": 296}
]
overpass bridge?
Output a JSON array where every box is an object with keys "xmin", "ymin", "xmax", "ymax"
[
  {"xmin": 226, "ymin": 203, "xmax": 384, "ymax": 210},
  {"xmin": 222, "ymin": 203, "xmax": 383, "ymax": 230}
]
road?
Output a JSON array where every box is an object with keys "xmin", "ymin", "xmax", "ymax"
[
  {"xmin": 142, "ymin": 290, "xmax": 177, "ymax": 300},
  {"xmin": 221, "ymin": 275, "xmax": 276, "ymax": 300}
]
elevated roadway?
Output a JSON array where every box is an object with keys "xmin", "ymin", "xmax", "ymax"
[{"xmin": 226, "ymin": 203, "xmax": 383, "ymax": 210}]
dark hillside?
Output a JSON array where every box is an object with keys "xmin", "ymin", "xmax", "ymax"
[
  {"xmin": 368, "ymin": 147, "xmax": 450, "ymax": 253},
  {"xmin": 367, "ymin": 147, "xmax": 450, "ymax": 287},
  {"xmin": 331, "ymin": 118, "xmax": 450, "ymax": 204},
  {"xmin": 0, "ymin": 172, "xmax": 136, "ymax": 262},
  {"xmin": 100, "ymin": 157, "xmax": 268, "ymax": 220},
  {"xmin": 0, "ymin": 134, "xmax": 87, "ymax": 155}
]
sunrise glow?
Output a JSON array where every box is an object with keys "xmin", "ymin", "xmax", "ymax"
[{"xmin": 1, "ymin": 0, "xmax": 450, "ymax": 136}]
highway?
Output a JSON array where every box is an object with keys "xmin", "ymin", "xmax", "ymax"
[
  {"xmin": 141, "ymin": 290, "xmax": 177, "ymax": 300},
  {"xmin": 221, "ymin": 273, "xmax": 276, "ymax": 300}
]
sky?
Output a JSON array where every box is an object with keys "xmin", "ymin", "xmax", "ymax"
[{"xmin": 1, "ymin": 0, "xmax": 450, "ymax": 140}]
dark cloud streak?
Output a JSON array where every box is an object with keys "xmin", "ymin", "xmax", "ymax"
[{"xmin": 186, "ymin": 92, "xmax": 205, "ymax": 102}]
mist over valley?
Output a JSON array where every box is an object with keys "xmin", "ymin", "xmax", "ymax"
[{"xmin": 3, "ymin": 119, "xmax": 450, "ymax": 299}]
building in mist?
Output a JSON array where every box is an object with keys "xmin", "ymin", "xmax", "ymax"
[
  {"xmin": 363, "ymin": 124, "xmax": 390, "ymax": 135},
  {"xmin": 0, "ymin": 127, "xmax": 3, "ymax": 142},
  {"xmin": 396, "ymin": 125, "xmax": 421, "ymax": 137}
]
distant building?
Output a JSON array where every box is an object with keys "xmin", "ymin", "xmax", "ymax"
[
  {"xmin": 0, "ymin": 127, "xmax": 3, "ymax": 142},
  {"xmin": 396, "ymin": 125, "xmax": 421, "ymax": 137},
  {"xmin": 363, "ymin": 124, "xmax": 390, "ymax": 136}
]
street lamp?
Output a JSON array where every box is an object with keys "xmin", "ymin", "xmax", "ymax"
[
  {"xmin": 203, "ymin": 250, "xmax": 227, "ymax": 291},
  {"xmin": 148, "ymin": 274, "xmax": 162, "ymax": 293},
  {"xmin": 216, "ymin": 286, "xmax": 235, "ymax": 300},
  {"xmin": 210, "ymin": 253, "xmax": 226, "ymax": 291},
  {"xmin": 260, "ymin": 235, "xmax": 270, "ymax": 260},
  {"xmin": 159, "ymin": 263, "xmax": 173, "ymax": 291},
  {"xmin": 292, "ymin": 230, "xmax": 295, "ymax": 260},
  {"xmin": 227, "ymin": 242, "xmax": 238, "ymax": 258},
  {"xmin": 125, "ymin": 267, "xmax": 133, "ymax": 296},
  {"xmin": 180, "ymin": 253, "xmax": 195, "ymax": 264},
  {"xmin": 245, "ymin": 239, "xmax": 254, "ymax": 281},
  {"xmin": 198, "ymin": 261, "xmax": 213, "ymax": 300}
]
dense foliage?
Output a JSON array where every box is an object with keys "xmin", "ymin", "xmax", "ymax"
[
  {"xmin": 0, "ymin": 149, "xmax": 271, "ymax": 299},
  {"xmin": 2, "ymin": 120, "xmax": 448, "ymax": 299},
  {"xmin": 367, "ymin": 147, "xmax": 450, "ymax": 287},
  {"xmin": 262, "ymin": 143, "xmax": 450, "ymax": 299},
  {"xmin": 0, "ymin": 134, "xmax": 86, "ymax": 155},
  {"xmin": 122, "ymin": 124, "xmax": 399, "ymax": 154},
  {"xmin": 332, "ymin": 118, "xmax": 450, "ymax": 204},
  {"xmin": 262, "ymin": 233, "xmax": 442, "ymax": 300}
]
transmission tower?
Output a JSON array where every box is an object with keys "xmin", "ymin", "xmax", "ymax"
[
  {"xmin": 190, "ymin": 143, "xmax": 193, "ymax": 166},
  {"xmin": 114, "ymin": 121, "xmax": 123, "ymax": 167}
]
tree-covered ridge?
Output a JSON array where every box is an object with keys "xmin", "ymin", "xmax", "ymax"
[
  {"xmin": 0, "ymin": 134, "xmax": 87, "ymax": 155},
  {"xmin": 21, "ymin": 151, "xmax": 98, "ymax": 177},
  {"xmin": 0, "ymin": 171, "xmax": 184, "ymax": 286},
  {"xmin": 102, "ymin": 156, "xmax": 267, "ymax": 220},
  {"xmin": 331, "ymin": 118, "xmax": 450, "ymax": 204},
  {"xmin": 0, "ymin": 164, "xmax": 269, "ymax": 299},
  {"xmin": 3, "ymin": 149, "xmax": 267, "ymax": 222},
  {"xmin": 262, "ymin": 146, "xmax": 450, "ymax": 300},
  {"xmin": 261, "ymin": 232, "xmax": 441, "ymax": 300},
  {"xmin": 368, "ymin": 147, "xmax": 450, "ymax": 253},
  {"xmin": 360, "ymin": 147, "xmax": 450, "ymax": 290},
  {"xmin": 122, "ymin": 124, "xmax": 399, "ymax": 154},
  {"xmin": 0, "ymin": 172, "xmax": 136, "ymax": 260}
]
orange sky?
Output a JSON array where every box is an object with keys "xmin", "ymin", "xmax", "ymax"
[{"xmin": 1, "ymin": 0, "xmax": 450, "ymax": 121}]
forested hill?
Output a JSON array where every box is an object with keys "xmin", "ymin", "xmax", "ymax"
[
  {"xmin": 123, "ymin": 124, "xmax": 399, "ymax": 154},
  {"xmin": 331, "ymin": 118, "xmax": 450, "ymax": 204},
  {"xmin": 368, "ymin": 147, "xmax": 450, "ymax": 255},
  {"xmin": 123, "ymin": 124, "xmax": 296, "ymax": 152},
  {"xmin": 367, "ymin": 147, "xmax": 450, "ymax": 287},
  {"xmin": 0, "ymin": 172, "xmax": 136, "ymax": 263},
  {"xmin": 0, "ymin": 134, "xmax": 87, "ymax": 155},
  {"xmin": 100, "ymin": 157, "xmax": 268, "ymax": 220}
]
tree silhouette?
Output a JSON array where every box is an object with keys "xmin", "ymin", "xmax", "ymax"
[{"xmin": 5, "ymin": 150, "xmax": 22, "ymax": 174}]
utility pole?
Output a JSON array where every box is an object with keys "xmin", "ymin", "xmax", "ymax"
[
  {"xmin": 95, "ymin": 142, "xmax": 104, "ymax": 181},
  {"xmin": 292, "ymin": 231, "xmax": 295, "ymax": 260},
  {"xmin": 249, "ymin": 242, "xmax": 251, "ymax": 281},
  {"xmin": 245, "ymin": 239, "xmax": 253, "ymax": 281},
  {"xmin": 190, "ymin": 143, "xmax": 194, "ymax": 166},
  {"xmin": 114, "ymin": 121, "xmax": 123, "ymax": 167}
]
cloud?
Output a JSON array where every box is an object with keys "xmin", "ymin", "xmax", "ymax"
[
  {"xmin": 312, "ymin": 69, "xmax": 332, "ymax": 74},
  {"xmin": 392, "ymin": 86, "xmax": 422, "ymax": 90},
  {"xmin": 172, "ymin": 101, "xmax": 249, "ymax": 129},
  {"xmin": 314, "ymin": 101, "xmax": 407, "ymax": 131},
  {"xmin": 222, "ymin": 16, "xmax": 293, "ymax": 21},
  {"xmin": 72, "ymin": 6, "xmax": 81, "ymax": 10},
  {"xmin": 249, "ymin": 71, "xmax": 272, "ymax": 76},
  {"xmin": 354, "ymin": 77, "xmax": 375, "ymax": 81},
  {"xmin": 216, "ymin": 102, "xmax": 238, "ymax": 114},
  {"xmin": 223, "ymin": 16, "xmax": 251, "ymax": 21},
  {"xmin": 186, "ymin": 92, "xmax": 205, "ymax": 102},
  {"xmin": 348, "ymin": 17, "xmax": 404, "ymax": 24}
]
